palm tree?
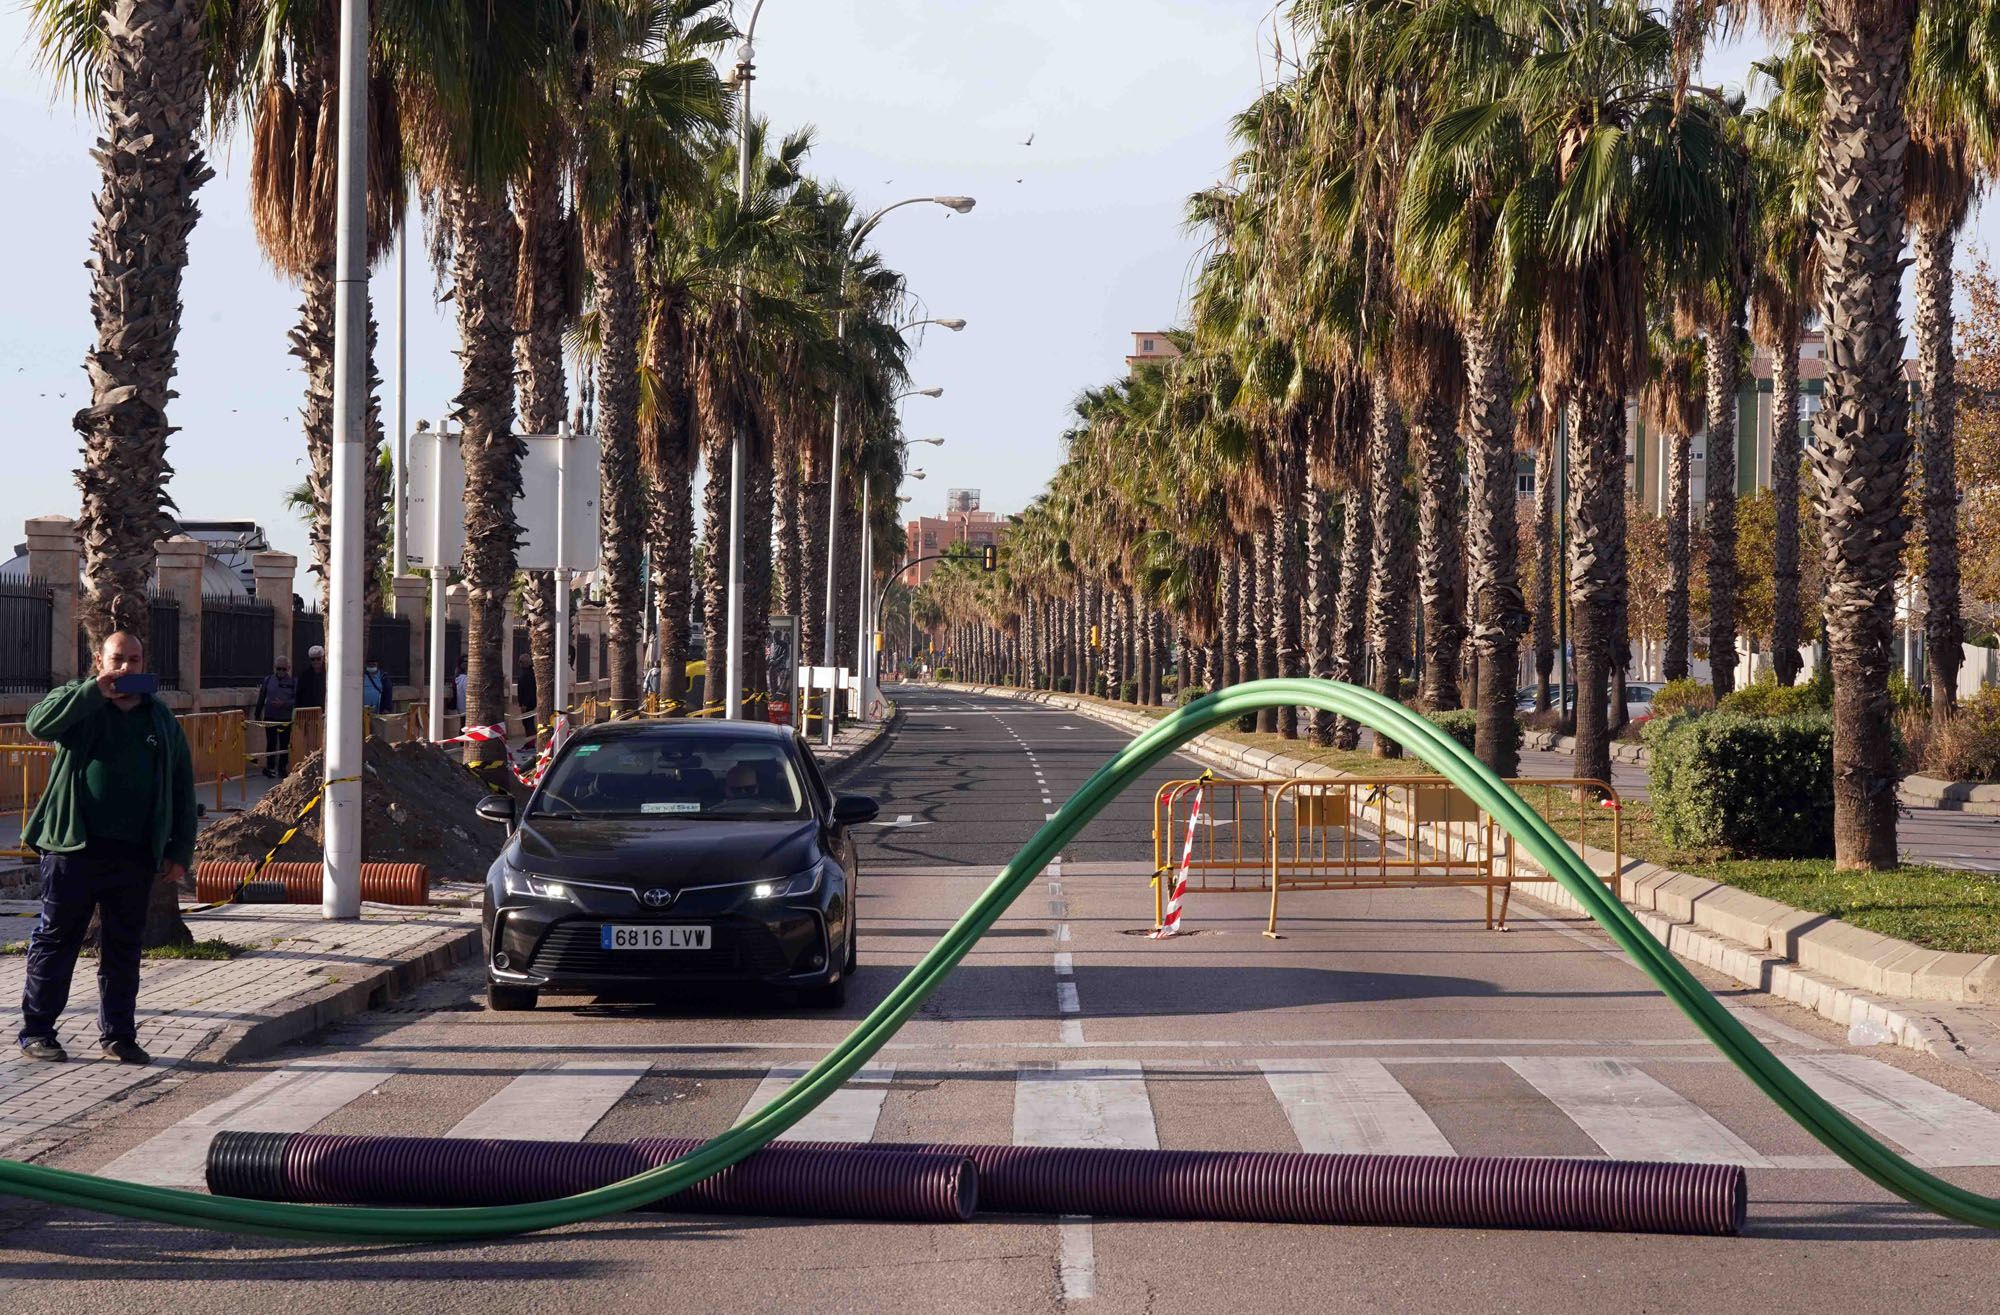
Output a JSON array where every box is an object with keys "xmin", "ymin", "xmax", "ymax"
[
  {"xmin": 28, "ymin": 0, "xmax": 229, "ymax": 641},
  {"xmin": 1746, "ymin": 37, "xmax": 1822, "ymax": 687},
  {"xmin": 1905, "ymin": 1, "xmax": 2000, "ymax": 720},
  {"xmin": 1641, "ymin": 331, "xmax": 1706, "ymax": 682}
]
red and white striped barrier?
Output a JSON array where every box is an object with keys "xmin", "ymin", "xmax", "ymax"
[
  {"xmin": 1150, "ymin": 777, "xmax": 1208, "ymax": 939},
  {"xmin": 434, "ymin": 722, "xmax": 509, "ymax": 748}
]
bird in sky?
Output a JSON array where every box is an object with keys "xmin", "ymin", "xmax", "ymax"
[{"xmin": 1022, "ymin": 133, "xmax": 1034, "ymax": 146}]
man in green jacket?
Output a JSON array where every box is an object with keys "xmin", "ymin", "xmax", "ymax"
[{"xmin": 16, "ymin": 631, "xmax": 198, "ymax": 1064}]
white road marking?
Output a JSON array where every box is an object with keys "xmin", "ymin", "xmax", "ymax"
[
  {"xmin": 1046, "ymin": 811, "xmax": 1060, "ymax": 820},
  {"xmin": 1059, "ymin": 1215, "xmax": 1096, "ymax": 1300},
  {"xmin": 1053, "ymin": 952, "xmax": 1074, "ymax": 976},
  {"xmin": 1506, "ymin": 1057, "xmax": 1772, "ymax": 1165},
  {"xmin": 98, "ymin": 1060, "xmax": 409, "ymax": 1188},
  {"xmin": 1260, "ymin": 1059, "xmax": 1456, "ymax": 1156},
  {"xmin": 739, "ymin": 1064, "xmax": 897, "ymax": 1142},
  {"xmin": 1060, "ymin": 1020, "xmax": 1086, "ymax": 1046},
  {"xmin": 863, "ymin": 814, "xmax": 931, "ymax": 829},
  {"xmin": 447, "ymin": 1061, "xmax": 648, "ymax": 1141},
  {"xmin": 1056, "ymin": 925, "xmax": 1072, "ymax": 942},
  {"xmin": 1790, "ymin": 1054, "xmax": 2000, "ymax": 1166},
  {"xmin": 1057, "ymin": 982, "xmax": 1081, "ymax": 1014},
  {"xmin": 1013, "ymin": 1061, "xmax": 1158, "ymax": 1148}
]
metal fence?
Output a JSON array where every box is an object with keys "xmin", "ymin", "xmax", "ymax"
[
  {"xmin": 577, "ymin": 633, "xmax": 593, "ymax": 682},
  {"xmin": 368, "ymin": 614, "xmax": 412, "ymax": 685},
  {"xmin": 293, "ymin": 608, "xmax": 324, "ymax": 662},
  {"xmin": 199, "ymin": 595, "xmax": 274, "ymax": 689},
  {"xmin": 149, "ymin": 597, "xmax": 181, "ymax": 689},
  {"xmin": 444, "ymin": 621, "xmax": 464, "ymax": 687},
  {"xmin": 0, "ymin": 577, "xmax": 53, "ymax": 694}
]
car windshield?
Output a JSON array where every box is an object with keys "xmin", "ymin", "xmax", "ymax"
[{"xmin": 529, "ymin": 734, "xmax": 811, "ymax": 821}]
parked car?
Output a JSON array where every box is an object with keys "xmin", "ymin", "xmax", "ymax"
[
  {"xmin": 476, "ymin": 718, "xmax": 877, "ymax": 1012},
  {"xmin": 1516, "ymin": 683, "xmax": 1663, "ymax": 719}
]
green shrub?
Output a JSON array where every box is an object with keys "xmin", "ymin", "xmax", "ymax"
[
  {"xmin": 1888, "ymin": 670, "xmax": 1922, "ymax": 712},
  {"xmin": 1928, "ymin": 687, "xmax": 2000, "ymax": 782},
  {"xmin": 933, "ymin": 666, "xmax": 954, "ymax": 682},
  {"xmin": 1420, "ymin": 709, "xmax": 1521, "ymax": 760},
  {"xmin": 1647, "ymin": 711, "xmax": 1834, "ymax": 858},
  {"xmin": 1119, "ymin": 680, "xmax": 1139, "ymax": 702},
  {"xmin": 1651, "ymin": 678, "xmax": 1715, "ymax": 718},
  {"xmin": 1178, "ymin": 686, "xmax": 1210, "ymax": 707},
  {"xmin": 1716, "ymin": 670, "xmax": 1830, "ymax": 718},
  {"xmin": 1055, "ymin": 675, "xmax": 1074, "ymax": 693}
]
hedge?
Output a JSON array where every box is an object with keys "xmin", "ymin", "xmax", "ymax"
[
  {"xmin": 1422, "ymin": 709, "xmax": 1522, "ymax": 761},
  {"xmin": 1646, "ymin": 711, "xmax": 1834, "ymax": 858}
]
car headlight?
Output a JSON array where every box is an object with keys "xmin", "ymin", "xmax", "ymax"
[
  {"xmin": 750, "ymin": 866, "xmax": 823, "ymax": 900},
  {"xmin": 502, "ymin": 869, "xmax": 574, "ymax": 902}
]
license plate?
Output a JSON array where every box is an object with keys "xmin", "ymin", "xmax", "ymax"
[{"xmin": 600, "ymin": 924, "xmax": 711, "ymax": 951}]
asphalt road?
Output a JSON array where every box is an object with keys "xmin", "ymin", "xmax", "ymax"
[{"xmin": 5, "ymin": 683, "xmax": 2000, "ymax": 1314}]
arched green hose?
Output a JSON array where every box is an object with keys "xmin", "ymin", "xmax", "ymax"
[{"xmin": 3, "ymin": 679, "xmax": 1997, "ymax": 1238}]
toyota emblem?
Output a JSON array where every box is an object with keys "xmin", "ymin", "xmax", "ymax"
[{"xmin": 640, "ymin": 888, "xmax": 673, "ymax": 909}]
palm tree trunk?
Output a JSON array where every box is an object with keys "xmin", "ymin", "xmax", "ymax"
[
  {"xmin": 452, "ymin": 189, "xmax": 523, "ymax": 773},
  {"xmin": 1414, "ymin": 397, "xmax": 1466, "ymax": 711},
  {"xmin": 362, "ymin": 302, "xmax": 390, "ymax": 620},
  {"xmin": 1463, "ymin": 311, "xmax": 1524, "ymax": 774},
  {"xmin": 1665, "ymin": 429, "xmax": 1692, "ymax": 683},
  {"xmin": 1333, "ymin": 484, "xmax": 1371, "ymax": 750},
  {"xmin": 1221, "ymin": 548, "xmax": 1242, "ymax": 688},
  {"xmin": 775, "ymin": 445, "xmax": 803, "ymax": 622},
  {"xmin": 1233, "ymin": 544, "xmax": 1257, "ymax": 704},
  {"xmin": 744, "ymin": 446, "xmax": 774, "ymax": 716},
  {"xmin": 1569, "ymin": 391, "xmax": 1626, "ymax": 787},
  {"xmin": 1913, "ymin": 218, "xmax": 1962, "ymax": 720},
  {"xmin": 515, "ymin": 146, "xmax": 568, "ymax": 721},
  {"xmin": 1533, "ymin": 423, "xmax": 1558, "ymax": 711},
  {"xmin": 699, "ymin": 430, "xmax": 729, "ymax": 703},
  {"xmin": 799, "ymin": 438, "xmax": 828, "ymax": 661},
  {"xmin": 1305, "ymin": 482, "xmax": 1336, "ymax": 747},
  {"xmin": 1254, "ymin": 527, "xmax": 1278, "ymax": 733},
  {"xmin": 588, "ymin": 212, "xmax": 643, "ymax": 715},
  {"xmin": 72, "ymin": 0, "xmax": 213, "ymax": 649},
  {"xmin": 1770, "ymin": 313, "xmax": 1806, "ymax": 686},
  {"xmin": 296, "ymin": 265, "xmax": 337, "ymax": 617},
  {"xmin": 1273, "ymin": 504, "xmax": 1302, "ymax": 738},
  {"xmin": 1368, "ymin": 389, "xmax": 1412, "ymax": 757},
  {"xmin": 1815, "ymin": 4, "xmax": 1916, "ymax": 869},
  {"xmin": 1705, "ymin": 324, "xmax": 1741, "ymax": 696}
]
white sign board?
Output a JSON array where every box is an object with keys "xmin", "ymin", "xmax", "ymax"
[
  {"xmin": 516, "ymin": 431, "xmax": 602, "ymax": 572},
  {"xmin": 400, "ymin": 426, "xmax": 601, "ymax": 572},
  {"xmin": 403, "ymin": 428, "xmax": 465, "ymax": 569}
]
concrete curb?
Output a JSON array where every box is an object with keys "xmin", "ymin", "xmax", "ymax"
[
  {"xmin": 202, "ymin": 918, "xmax": 484, "ymax": 1064},
  {"xmin": 1522, "ymin": 729, "xmax": 1648, "ymax": 763},
  {"xmin": 820, "ymin": 701, "xmax": 899, "ymax": 782},
  {"xmin": 933, "ymin": 681, "xmax": 2000, "ymax": 1065},
  {"xmin": 1901, "ymin": 773, "xmax": 2000, "ymax": 816}
]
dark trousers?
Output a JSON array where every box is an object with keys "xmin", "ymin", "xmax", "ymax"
[
  {"xmin": 17, "ymin": 840, "xmax": 154, "ymax": 1046},
  {"xmin": 264, "ymin": 722, "xmax": 292, "ymax": 776}
]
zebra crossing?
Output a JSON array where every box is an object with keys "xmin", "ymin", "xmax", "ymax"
[{"xmin": 81, "ymin": 1048, "xmax": 2000, "ymax": 1189}]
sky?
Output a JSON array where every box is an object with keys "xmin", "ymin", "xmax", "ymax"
[{"xmin": 1, "ymin": 3, "xmax": 1994, "ymax": 568}]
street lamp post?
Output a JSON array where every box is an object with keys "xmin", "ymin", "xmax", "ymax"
[
  {"xmin": 721, "ymin": 1, "xmax": 770, "ymax": 722},
  {"xmin": 858, "ymin": 428, "xmax": 946, "ymax": 720},
  {"xmin": 817, "ymin": 199, "xmax": 973, "ymax": 744}
]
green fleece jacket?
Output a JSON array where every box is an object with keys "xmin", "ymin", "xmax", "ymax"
[{"xmin": 21, "ymin": 679, "xmax": 198, "ymax": 869}]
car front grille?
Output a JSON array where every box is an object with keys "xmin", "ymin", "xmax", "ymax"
[{"xmin": 528, "ymin": 919, "xmax": 792, "ymax": 979}]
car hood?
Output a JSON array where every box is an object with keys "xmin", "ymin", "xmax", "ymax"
[{"xmin": 507, "ymin": 817, "xmax": 823, "ymax": 890}]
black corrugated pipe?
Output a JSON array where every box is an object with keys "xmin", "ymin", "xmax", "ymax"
[
  {"xmin": 209, "ymin": 1132, "xmax": 1743, "ymax": 1236},
  {"xmin": 207, "ymin": 1132, "xmax": 976, "ymax": 1224}
]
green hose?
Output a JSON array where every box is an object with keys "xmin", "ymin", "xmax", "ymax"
[{"xmin": 3, "ymin": 679, "xmax": 1997, "ymax": 1238}]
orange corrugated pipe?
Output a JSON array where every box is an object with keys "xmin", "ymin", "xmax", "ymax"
[{"xmin": 197, "ymin": 861, "xmax": 430, "ymax": 906}]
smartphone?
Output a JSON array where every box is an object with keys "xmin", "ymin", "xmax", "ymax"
[{"xmin": 112, "ymin": 673, "xmax": 159, "ymax": 695}]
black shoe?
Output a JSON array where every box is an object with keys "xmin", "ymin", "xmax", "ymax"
[
  {"xmin": 101, "ymin": 1039, "xmax": 150, "ymax": 1065},
  {"xmin": 19, "ymin": 1037, "xmax": 66, "ymax": 1063}
]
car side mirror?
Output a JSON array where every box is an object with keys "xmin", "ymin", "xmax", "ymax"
[
  {"xmin": 831, "ymin": 795, "xmax": 879, "ymax": 827},
  {"xmin": 476, "ymin": 794, "xmax": 517, "ymax": 827}
]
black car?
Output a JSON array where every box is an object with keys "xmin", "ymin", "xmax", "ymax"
[{"xmin": 476, "ymin": 719, "xmax": 878, "ymax": 1012}]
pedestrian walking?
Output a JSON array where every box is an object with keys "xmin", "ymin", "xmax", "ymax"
[
  {"xmin": 516, "ymin": 661, "xmax": 539, "ymax": 744},
  {"xmin": 253, "ymin": 655, "xmax": 298, "ymax": 778},
  {"xmin": 363, "ymin": 658, "xmax": 394, "ymax": 714},
  {"xmin": 296, "ymin": 644, "xmax": 327, "ymax": 711},
  {"xmin": 453, "ymin": 660, "xmax": 468, "ymax": 716},
  {"xmin": 16, "ymin": 632, "xmax": 198, "ymax": 1065}
]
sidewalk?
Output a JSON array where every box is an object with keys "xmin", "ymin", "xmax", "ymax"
[{"xmin": 0, "ymin": 901, "xmax": 478, "ymax": 1161}]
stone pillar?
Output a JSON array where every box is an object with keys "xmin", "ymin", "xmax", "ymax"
[
  {"xmin": 25, "ymin": 516, "xmax": 80, "ymax": 684},
  {"xmin": 252, "ymin": 552, "xmax": 298, "ymax": 668},
  {"xmin": 152, "ymin": 534, "xmax": 207, "ymax": 696},
  {"xmin": 390, "ymin": 575, "xmax": 428, "ymax": 696}
]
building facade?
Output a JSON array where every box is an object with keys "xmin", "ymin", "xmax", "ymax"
[{"xmin": 902, "ymin": 508, "xmax": 1010, "ymax": 587}]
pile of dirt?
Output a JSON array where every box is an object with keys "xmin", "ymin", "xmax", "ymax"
[{"xmin": 195, "ymin": 738, "xmax": 509, "ymax": 885}]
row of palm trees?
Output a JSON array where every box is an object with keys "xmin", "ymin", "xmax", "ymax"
[
  {"xmin": 917, "ymin": 0, "xmax": 1994, "ymax": 872},
  {"xmin": 37, "ymin": 0, "xmax": 933, "ymax": 773}
]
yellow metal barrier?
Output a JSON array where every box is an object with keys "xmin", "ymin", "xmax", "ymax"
[
  {"xmin": 1, "ymin": 743, "xmax": 55, "ymax": 859},
  {"xmin": 1150, "ymin": 773, "xmax": 1622, "ymax": 937}
]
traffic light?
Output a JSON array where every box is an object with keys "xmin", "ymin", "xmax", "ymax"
[
  {"xmin": 1089, "ymin": 624, "xmax": 1101, "ymax": 649},
  {"xmin": 981, "ymin": 543, "xmax": 998, "ymax": 572}
]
